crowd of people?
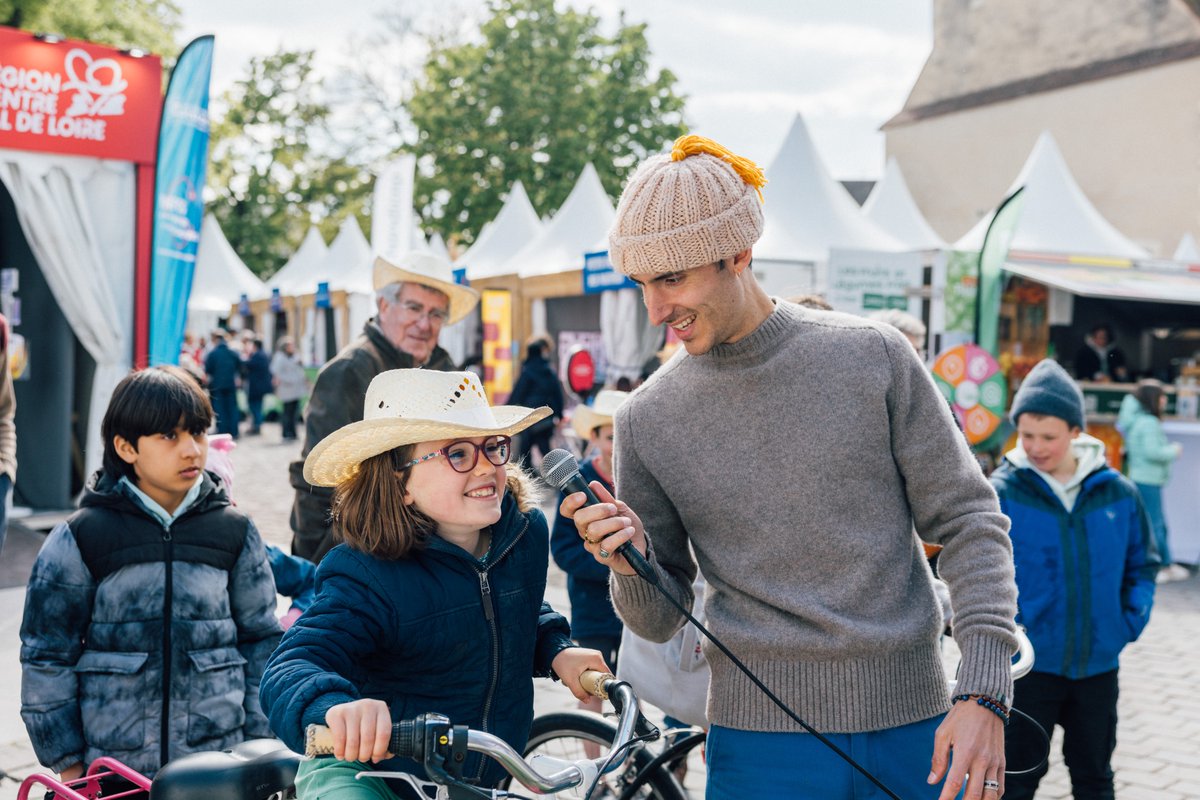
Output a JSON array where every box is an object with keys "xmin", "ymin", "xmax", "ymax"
[{"xmin": 13, "ymin": 133, "xmax": 1187, "ymax": 800}]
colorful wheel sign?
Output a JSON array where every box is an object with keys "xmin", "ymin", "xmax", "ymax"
[{"xmin": 931, "ymin": 344, "xmax": 1007, "ymax": 445}]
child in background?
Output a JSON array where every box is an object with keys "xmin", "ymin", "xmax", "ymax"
[
  {"xmin": 20, "ymin": 367, "xmax": 281, "ymax": 780},
  {"xmin": 990, "ymin": 359, "xmax": 1158, "ymax": 800},
  {"xmin": 208, "ymin": 433, "xmax": 316, "ymax": 628},
  {"xmin": 261, "ymin": 370, "xmax": 608, "ymax": 799},
  {"xmin": 551, "ymin": 390, "xmax": 628, "ymax": 715},
  {"xmin": 1117, "ymin": 380, "xmax": 1187, "ymax": 582}
]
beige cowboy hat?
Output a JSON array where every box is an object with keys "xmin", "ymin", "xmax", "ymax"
[
  {"xmin": 373, "ymin": 252, "xmax": 481, "ymax": 324},
  {"xmin": 572, "ymin": 389, "xmax": 629, "ymax": 441},
  {"xmin": 304, "ymin": 369, "xmax": 551, "ymax": 487}
]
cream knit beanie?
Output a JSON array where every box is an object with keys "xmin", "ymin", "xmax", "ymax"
[{"xmin": 609, "ymin": 135, "xmax": 767, "ymax": 276}]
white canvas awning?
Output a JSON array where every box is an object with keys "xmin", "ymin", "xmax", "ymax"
[
  {"xmin": 267, "ymin": 226, "xmax": 328, "ymax": 296},
  {"xmin": 862, "ymin": 157, "xmax": 947, "ymax": 251},
  {"xmin": 511, "ymin": 164, "xmax": 614, "ymax": 278},
  {"xmin": 459, "ymin": 180, "xmax": 543, "ymax": 280},
  {"xmin": 1174, "ymin": 233, "xmax": 1200, "ymax": 262},
  {"xmin": 1003, "ymin": 258, "xmax": 1200, "ymax": 305}
]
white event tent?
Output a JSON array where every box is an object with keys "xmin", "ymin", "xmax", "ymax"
[
  {"xmin": 955, "ymin": 132, "xmax": 1149, "ymax": 259},
  {"xmin": 862, "ymin": 157, "xmax": 948, "ymax": 251},
  {"xmin": 1175, "ymin": 233, "xmax": 1200, "ymax": 262},
  {"xmin": 512, "ymin": 163, "xmax": 614, "ymax": 279},
  {"xmin": 459, "ymin": 181, "xmax": 543, "ymax": 280},
  {"xmin": 266, "ymin": 226, "xmax": 328, "ymax": 297},
  {"xmin": 753, "ymin": 113, "xmax": 906, "ymax": 297},
  {"xmin": 189, "ymin": 214, "xmax": 267, "ymax": 337}
]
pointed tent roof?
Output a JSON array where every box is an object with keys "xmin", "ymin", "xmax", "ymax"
[
  {"xmin": 267, "ymin": 227, "xmax": 328, "ymax": 296},
  {"xmin": 755, "ymin": 114, "xmax": 906, "ymax": 263},
  {"xmin": 1174, "ymin": 233, "xmax": 1200, "ymax": 262},
  {"xmin": 459, "ymin": 180, "xmax": 543, "ymax": 279},
  {"xmin": 862, "ymin": 157, "xmax": 948, "ymax": 250},
  {"xmin": 322, "ymin": 215, "xmax": 375, "ymax": 294},
  {"xmin": 954, "ymin": 132, "xmax": 1149, "ymax": 258},
  {"xmin": 191, "ymin": 214, "xmax": 267, "ymax": 309},
  {"xmin": 511, "ymin": 164, "xmax": 615, "ymax": 278}
]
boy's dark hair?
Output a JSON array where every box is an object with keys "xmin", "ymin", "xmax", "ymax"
[{"xmin": 101, "ymin": 366, "xmax": 214, "ymax": 482}]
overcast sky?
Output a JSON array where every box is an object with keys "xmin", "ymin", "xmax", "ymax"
[{"xmin": 177, "ymin": 0, "xmax": 934, "ymax": 180}]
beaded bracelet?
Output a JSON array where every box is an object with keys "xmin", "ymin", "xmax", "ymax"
[{"xmin": 952, "ymin": 693, "xmax": 1010, "ymax": 724}]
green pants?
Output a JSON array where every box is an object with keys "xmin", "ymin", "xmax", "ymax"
[{"xmin": 295, "ymin": 758, "xmax": 403, "ymax": 799}]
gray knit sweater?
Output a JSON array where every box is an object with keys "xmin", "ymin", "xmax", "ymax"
[{"xmin": 610, "ymin": 300, "xmax": 1017, "ymax": 734}]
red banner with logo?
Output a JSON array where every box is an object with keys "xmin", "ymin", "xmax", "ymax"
[{"xmin": 0, "ymin": 27, "xmax": 162, "ymax": 163}]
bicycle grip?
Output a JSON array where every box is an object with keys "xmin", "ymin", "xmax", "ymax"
[
  {"xmin": 579, "ymin": 669, "xmax": 616, "ymax": 700},
  {"xmin": 304, "ymin": 720, "xmax": 420, "ymax": 759}
]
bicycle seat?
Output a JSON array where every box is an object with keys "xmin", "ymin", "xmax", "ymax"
[{"xmin": 149, "ymin": 739, "xmax": 300, "ymax": 800}]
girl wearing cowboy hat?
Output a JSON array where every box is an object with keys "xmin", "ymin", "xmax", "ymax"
[
  {"xmin": 260, "ymin": 369, "xmax": 609, "ymax": 799},
  {"xmin": 549, "ymin": 390, "xmax": 629, "ymax": 728}
]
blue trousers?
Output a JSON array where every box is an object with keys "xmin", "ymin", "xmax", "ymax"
[
  {"xmin": 1135, "ymin": 483, "xmax": 1170, "ymax": 565},
  {"xmin": 706, "ymin": 715, "xmax": 960, "ymax": 800},
  {"xmin": 211, "ymin": 389, "xmax": 240, "ymax": 438}
]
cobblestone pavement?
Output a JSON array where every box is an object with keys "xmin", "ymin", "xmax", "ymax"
[{"xmin": 1, "ymin": 423, "xmax": 1197, "ymax": 798}]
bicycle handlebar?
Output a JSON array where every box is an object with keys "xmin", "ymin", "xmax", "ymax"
[{"xmin": 304, "ymin": 670, "xmax": 634, "ymax": 794}]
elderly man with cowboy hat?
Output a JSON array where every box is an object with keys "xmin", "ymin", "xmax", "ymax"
[
  {"xmin": 289, "ymin": 251, "xmax": 480, "ymax": 563},
  {"xmin": 560, "ymin": 135, "xmax": 1019, "ymax": 800}
]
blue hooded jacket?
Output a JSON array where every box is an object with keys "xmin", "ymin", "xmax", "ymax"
[
  {"xmin": 990, "ymin": 454, "xmax": 1158, "ymax": 679},
  {"xmin": 261, "ymin": 491, "xmax": 574, "ymax": 792}
]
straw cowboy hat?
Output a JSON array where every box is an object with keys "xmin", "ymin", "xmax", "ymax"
[
  {"xmin": 572, "ymin": 389, "xmax": 630, "ymax": 441},
  {"xmin": 373, "ymin": 252, "xmax": 481, "ymax": 324},
  {"xmin": 304, "ymin": 369, "xmax": 551, "ymax": 487}
]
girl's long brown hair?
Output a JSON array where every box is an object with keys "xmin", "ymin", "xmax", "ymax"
[
  {"xmin": 1134, "ymin": 379, "xmax": 1165, "ymax": 419},
  {"xmin": 332, "ymin": 442, "xmax": 542, "ymax": 559}
]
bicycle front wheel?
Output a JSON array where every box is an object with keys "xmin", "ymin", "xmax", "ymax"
[{"xmin": 522, "ymin": 711, "xmax": 689, "ymax": 800}]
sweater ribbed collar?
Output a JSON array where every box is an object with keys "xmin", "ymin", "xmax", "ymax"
[{"xmin": 700, "ymin": 299, "xmax": 798, "ymax": 367}]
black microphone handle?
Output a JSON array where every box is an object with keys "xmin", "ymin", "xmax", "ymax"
[{"xmin": 558, "ymin": 472, "xmax": 658, "ymax": 584}]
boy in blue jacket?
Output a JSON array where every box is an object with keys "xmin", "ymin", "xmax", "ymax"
[{"xmin": 991, "ymin": 359, "xmax": 1158, "ymax": 800}]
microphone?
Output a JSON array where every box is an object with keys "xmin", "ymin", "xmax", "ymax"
[{"xmin": 540, "ymin": 449, "xmax": 657, "ymax": 583}]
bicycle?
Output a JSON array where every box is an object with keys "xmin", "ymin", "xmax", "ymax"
[
  {"xmin": 520, "ymin": 627, "xmax": 1040, "ymax": 800},
  {"xmin": 16, "ymin": 738, "xmax": 302, "ymax": 800}
]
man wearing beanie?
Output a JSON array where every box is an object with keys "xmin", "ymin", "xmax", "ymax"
[
  {"xmin": 561, "ymin": 135, "xmax": 1019, "ymax": 800},
  {"xmin": 991, "ymin": 359, "xmax": 1157, "ymax": 800}
]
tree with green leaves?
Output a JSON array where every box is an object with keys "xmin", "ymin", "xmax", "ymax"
[
  {"xmin": 405, "ymin": 0, "xmax": 687, "ymax": 246},
  {"xmin": 2, "ymin": 0, "xmax": 180, "ymax": 59},
  {"xmin": 206, "ymin": 49, "xmax": 373, "ymax": 279}
]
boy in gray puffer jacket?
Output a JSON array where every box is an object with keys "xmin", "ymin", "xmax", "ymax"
[{"xmin": 20, "ymin": 366, "xmax": 281, "ymax": 780}]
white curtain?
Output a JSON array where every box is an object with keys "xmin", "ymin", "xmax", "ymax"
[
  {"xmin": 601, "ymin": 288, "xmax": 663, "ymax": 384},
  {"xmin": 0, "ymin": 150, "xmax": 135, "ymax": 478}
]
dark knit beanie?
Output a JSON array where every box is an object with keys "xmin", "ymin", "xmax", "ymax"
[{"xmin": 1010, "ymin": 359, "xmax": 1085, "ymax": 429}]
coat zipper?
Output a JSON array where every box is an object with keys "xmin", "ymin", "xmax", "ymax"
[
  {"xmin": 472, "ymin": 518, "xmax": 527, "ymax": 781},
  {"xmin": 160, "ymin": 522, "xmax": 174, "ymax": 767}
]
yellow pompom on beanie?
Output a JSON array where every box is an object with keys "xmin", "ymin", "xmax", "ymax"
[{"xmin": 608, "ymin": 134, "xmax": 767, "ymax": 277}]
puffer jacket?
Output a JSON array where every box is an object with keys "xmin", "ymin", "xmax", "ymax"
[
  {"xmin": 1116, "ymin": 393, "xmax": 1180, "ymax": 486},
  {"xmin": 289, "ymin": 320, "xmax": 456, "ymax": 563},
  {"xmin": 551, "ymin": 457, "xmax": 622, "ymax": 641},
  {"xmin": 990, "ymin": 451, "xmax": 1158, "ymax": 679},
  {"xmin": 262, "ymin": 493, "xmax": 574, "ymax": 796},
  {"xmin": 19, "ymin": 472, "xmax": 282, "ymax": 776}
]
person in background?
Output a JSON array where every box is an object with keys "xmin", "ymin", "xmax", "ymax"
[
  {"xmin": 991, "ymin": 359, "xmax": 1157, "ymax": 800},
  {"xmin": 261, "ymin": 369, "xmax": 605, "ymax": 798},
  {"xmin": 868, "ymin": 309, "xmax": 928, "ymax": 360},
  {"xmin": 204, "ymin": 330, "xmax": 242, "ymax": 439},
  {"xmin": 289, "ymin": 252, "xmax": 480, "ymax": 564},
  {"xmin": 20, "ymin": 367, "xmax": 280, "ymax": 780},
  {"xmin": 270, "ymin": 336, "xmax": 309, "ymax": 442},
  {"xmin": 1117, "ymin": 379, "xmax": 1187, "ymax": 582},
  {"xmin": 0, "ymin": 312, "xmax": 15, "ymax": 557},
  {"xmin": 508, "ymin": 336, "xmax": 564, "ymax": 468},
  {"xmin": 243, "ymin": 339, "xmax": 273, "ymax": 436},
  {"xmin": 206, "ymin": 433, "xmax": 316, "ymax": 629},
  {"xmin": 1074, "ymin": 323, "xmax": 1129, "ymax": 383},
  {"xmin": 551, "ymin": 390, "xmax": 629, "ymax": 720}
]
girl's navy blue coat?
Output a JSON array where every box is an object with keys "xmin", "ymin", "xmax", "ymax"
[
  {"xmin": 550, "ymin": 457, "xmax": 622, "ymax": 641},
  {"xmin": 261, "ymin": 494, "xmax": 574, "ymax": 790}
]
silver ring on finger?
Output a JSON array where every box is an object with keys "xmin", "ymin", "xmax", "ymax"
[
  {"xmin": 598, "ymin": 547, "xmax": 611, "ymax": 559},
  {"xmin": 982, "ymin": 778, "xmax": 1000, "ymax": 793}
]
